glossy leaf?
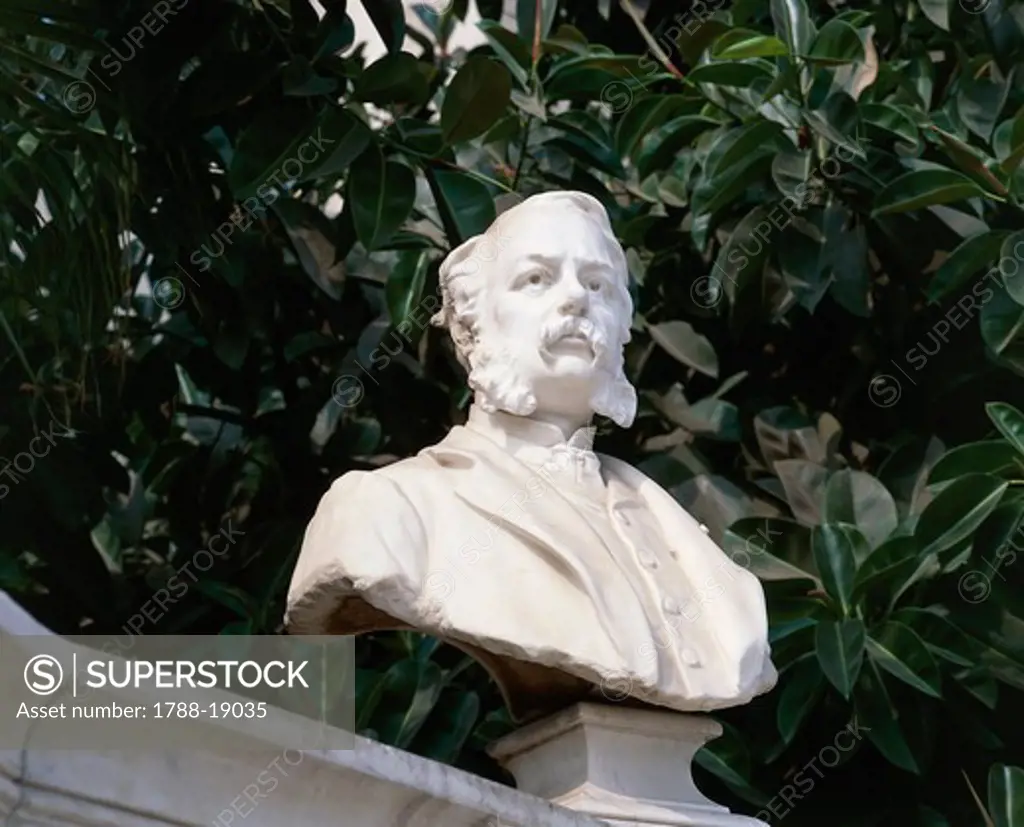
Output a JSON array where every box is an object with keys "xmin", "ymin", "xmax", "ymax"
[
  {"xmin": 824, "ymin": 470, "xmax": 899, "ymax": 550},
  {"xmin": 982, "ymin": 283, "xmax": 1024, "ymax": 356},
  {"xmin": 929, "ymin": 441, "xmax": 1024, "ymax": 483},
  {"xmin": 999, "ymin": 232, "xmax": 1024, "ymax": 306},
  {"xmin": 871, "ymin": 167, "xmax": 989, "ymax": 216},
  {"xmin": 712, "ymin": 30, "xmax": 788, "ymax": 60},
  {"xmin": 770, "ymin": 0, "xmax": 815, "ymax": 55},
  {"xmin": 776, "ymin": 653, "xmax": 825, "ymax": 744},
  {"xmin": 807, "ymin": 19, "xmax": 864, "ymax": 64},
  {"xmin": 441, "ymin": 58, "xmax": 512, "ymax": 145},
  {"xmin": 722, "ymin": 517, "xmax": 820, "ymax": 584},
  {"xmin": 918, "ymin": 0, "xmax": 952, "ymax": 30},
  {"xmin": 346, "ymin": 146, "xmax": 417, "ymax": 250},
  {"xmin": 867, "ymin": 622, "xmax": 943, "ymax": 698},
  {"xmin": 426, "ymin": 168, "xmax": 496, "ymax": 246},
  {"xmin": 926, "ymin": 231, "xmax": 1010, "ymax": 304},
  {"xmin": 364, "ymin": 0, "xmax": 406, "ymax": 54},
  {"xmin": 353, "ymin": 53, "xmax": 432, "ymax": 106},
  {"xmin": 816, "ymin": 618, "xmax": 866, "ymax": 698},
  {"xmin": 855, "ymin": 661, "xmax": 921, "ymax": 774},
  {"xmin": 988, "ymin": 402, "xmax": 1024, "ymax": 457},
  {"xmin": 914, "ymin": 474, "xmax": 1008, "ymax": 558},
  {"xmin": 989, "ymin": 764, "xmax": 1024, "ymax": 827},
  {"xmin": 648, "ymin": 320, "xmax": 719, "ymax": 378},
  {"xmin": 813, "ymin": 524, "xmax": 861, "ymax": 614}
]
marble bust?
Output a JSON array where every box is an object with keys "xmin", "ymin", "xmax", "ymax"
[{"xmin": 286, "ymin": 191, "xmax": 777, "ymax": 721}]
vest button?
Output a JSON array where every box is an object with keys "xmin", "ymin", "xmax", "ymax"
[{"xmin": 639, "ymin": 551, "xmax": 659, "ymax": 569}]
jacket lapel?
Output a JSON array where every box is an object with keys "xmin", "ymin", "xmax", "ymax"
[{"xmin": 420, "ymin": 426, "xmax": 641, "ymax": 664}]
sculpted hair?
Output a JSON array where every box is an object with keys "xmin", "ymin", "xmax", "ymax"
[{"xmin": 431, "ymin": 191, "xmax": 632, "ymax": 369}]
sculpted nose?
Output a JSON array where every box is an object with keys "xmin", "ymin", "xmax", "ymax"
[{"xmin": 558, "ymin": 278, "xmax": 589, "ymax": 316}]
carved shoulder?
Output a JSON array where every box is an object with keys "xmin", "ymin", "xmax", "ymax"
[{"xmin": 285, "ymin": 468, "xmax": 430, "ymax": 634}]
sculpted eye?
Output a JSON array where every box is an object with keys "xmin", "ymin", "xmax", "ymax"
[
  {"xmin": 520, "ymin": 270, "xmax": 549, "ymax": 288},
  {"xmin": 587, "ymin": 280, "xmax": 602, "ymax": 292}
]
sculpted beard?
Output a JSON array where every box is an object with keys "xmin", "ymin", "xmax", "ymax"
[{"xmin": 467, "ymin": 314, "xmax": 637, "ymax": 428}]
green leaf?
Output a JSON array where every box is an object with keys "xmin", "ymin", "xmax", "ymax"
[
  {"xmin": 385, "ymin": 250, "xmax": 431, "ymax": 347},
  {"xmin": 273, "ymin": 199, "xmax": 346, "ymax": 299},
  {"xmin": 687, "ymin": 61, "xmax": 775, "ymax": 87},
  {"xmin": 364, "ymin": 0, "xmax": 406, "ymax": 54},
  {"xmin": 441, "ymin": 58, "xmax": 512, "ymax": 145},
  {"xmin": 929, "ymin": 441, "xmax": 1024, "ymax": 483},
  {"xmin": 853, "ymin": 537, "xmax": 931, "ymax": 609},
  {"xmin": 989, "ymin": 764, "xmax": 1024, "ymax": 827},
  {"xmin": 776, "ymin": 654, "xmax": 825, "ymax": 745},
  {"xmin": 426, "ymin": 167, "xmax": 496, "ymax": 246},
  {"xmin": 478, "ymin": 20, "xmax": 531, "ymax": 88},
  {"xmin": 872, "ymin": 169, "xmax": 989, "ymax": 216},
  {"xmin": 999, "ymin": 231, "xmax": 1024, "ymax": 306},
  {"xmin": 987, "ymin": 402, "xmax": 1024, "ymax": 458},
  {"xmin": 694, "ymin": 723, "xmax": 771, "ymax": 807},
  {"xmin": 353, "ymin": 53, "xmax": 432, "ymax": 106},
  {"xmin": 774, "ymin": 459, "xmax": 828, "ymax": 525},
  {"xmin": 807, "ymin": 19, "xmax": 864, "ymax": 65},
  {"xmin": 770, "ymin": 0, "xmax": 815, "ymax": 55},
  {"xmin": 994, "ymin": 110, "xmax": 1024, "ymax": 174},
  {"xmin": 634, "ymin": 114, "xmax": 722, "ymax": 178},
  {"xmin": 813, "ymin": 524, "xmax": 860, "ymax": 614},
  {"xmin": 711, "ymin": 203, "xmax": 775, "ymax": 307},
  {"xmin": 866, "ymin": 622, "xmax": 942, "ymax": 698},
  {"xmin": 516, "ymin": 0, "xmax": 558, "ymax": 53},
  {"xmin": 614, "ymin": 95, "xmax": 695, "ymax": 160},
  {"xmin": 815, "ymin": 618, "xmax": 866, "ymax": 698},
  {"xmin": 722, "ymin": 517, "xmax": 820, "ymax": 584},
  {"xmin": 712, "ymin": 29, "xmax": 788, "ymax": 60},
  {"xmin": 227, "ymin": 102, "xmax": 317, "ymax": 199},
  {"xmin": 855, "ymin": 661, "xmax": 921, "ymax": 774},
  {"xmin": 373, "ymin": 659, "xmax": 446, "ymax": 749},
  {"xmin": 926, "ymin": 231, "xmax": 1010, "ymax": 303},
  {"xmin": 915, "ymin": 473, "xmax": 1008, "ymax": 558},
  {"xmin": 414, "ymin": 687, "xmax": 481, "ymax": 763},
  {"xmin": 958, "ymin": 71, "xmax": 1012, "ymax": 143},
  {"xmin": 926, "ymin": 125, "xmax": 1007, "ymax": 194},
  {"xmin": 648, "ymin": 320, "xmax": 719, "ymax": 378},
  {"xmin": 705, "ymin": 121, "xmax": 787, "ymax": 181},
  {"xmin": 918, "ymin": 0, "xmax": 952, "ymax": 30},
  {"xmin": 346, "ymin": 146, "xmax": 416, "ymax": 251},
  {"xmin": 861, "ymin": 103, "xmax": 921, "ymax": 148},
  {"xmin": 982, "ymin": 280, "xmax": 1024, "ymax": 356},
  {"xmin": 312, "ymin": 6, "xmax": 355, "ymax": 60},
  {"xmin": 303, "ymin": 109, "xmax": 373, "ymax": 181},
  {"xmin": 824, "ymin": 470, "xmax": 899, "ymax": 550}
]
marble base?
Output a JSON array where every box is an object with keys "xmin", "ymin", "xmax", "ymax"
[{"xmin": 488, "ymin": 702, "xmax": 767, "ymax": 827}]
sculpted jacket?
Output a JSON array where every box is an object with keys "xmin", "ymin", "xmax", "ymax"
[{"xmin": 286, "ymin": 407, "xmax": 777, "ymax": 720}]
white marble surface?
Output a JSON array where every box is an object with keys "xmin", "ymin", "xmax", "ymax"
[
  {"xmin": 0, "ymin": 590, "xmax": 603, "ymax": 827},
  {"xmin": 287, "ymin": 191, "xmax": 777, "ymax": 718},
  {"xmin": 490, "ymin": 703, "xmax": 767, "ymax": 827}
]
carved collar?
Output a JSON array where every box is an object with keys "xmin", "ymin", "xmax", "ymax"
[{"xmin": 463, "ymin": 405, "xmax": 603, "ymax": 488}]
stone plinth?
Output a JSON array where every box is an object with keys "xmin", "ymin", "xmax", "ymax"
[{"xmin": 489, "ymin": 702, "xmax": 767, "ymax": 827}]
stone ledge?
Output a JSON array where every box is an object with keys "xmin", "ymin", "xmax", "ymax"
[{"xmin": 0, "ymin": 591, "xmax": 604, "ymax": 827}]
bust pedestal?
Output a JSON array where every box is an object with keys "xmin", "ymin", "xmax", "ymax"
[{"xmin": 488, "ymin": 702, "xmax": 767, "ymax": 827}]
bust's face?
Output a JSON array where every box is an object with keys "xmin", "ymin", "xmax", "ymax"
[{"xmin": 470, "ymin": 204, "xmax": 632, "ymax": 421}]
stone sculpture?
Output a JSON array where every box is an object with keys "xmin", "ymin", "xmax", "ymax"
[{"xmin": 286, "ymin": 190, "xmax": 777, "ymax": 721}]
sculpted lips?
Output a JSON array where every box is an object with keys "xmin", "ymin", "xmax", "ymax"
[{"xmin": 545, "ymin": 329, "xmax": 594, "ymax": 358}]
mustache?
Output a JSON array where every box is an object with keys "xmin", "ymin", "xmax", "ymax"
[{"xmin": 541, "ymin": 316, "xmax": 608, "ymax": 355}]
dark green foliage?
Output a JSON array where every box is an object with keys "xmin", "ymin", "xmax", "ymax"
[{"xmin": 3, "ymin": 0, "xmax": 1024, "ymax": 824}]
